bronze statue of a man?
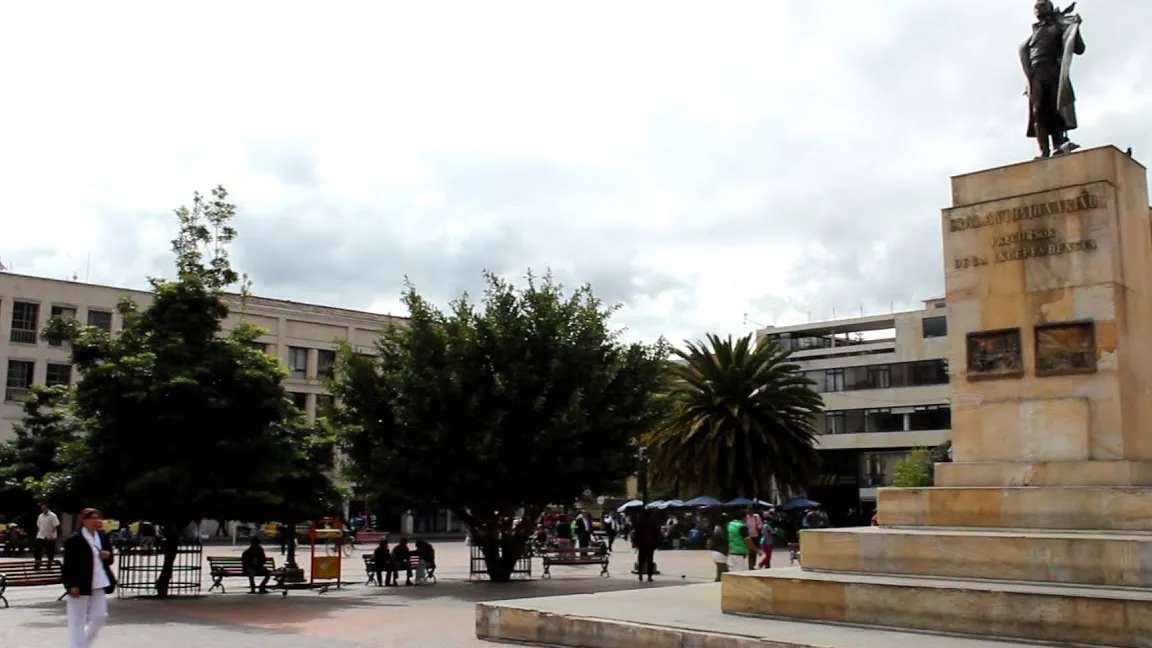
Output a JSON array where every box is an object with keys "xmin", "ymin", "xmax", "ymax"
[{"xmin": 1020, "ymin": 1, "xmax": 1086, "ymax": 158}]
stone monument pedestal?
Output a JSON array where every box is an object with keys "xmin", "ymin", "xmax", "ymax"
[{"xmin": 721, "ymin": 146, "xmax": 1152, "ymax": 648}]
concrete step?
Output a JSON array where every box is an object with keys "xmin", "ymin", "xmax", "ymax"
[
  {"xmin": 476, "ymin": 582, "xmax": 1041, "ymax": 648},
  {"xmin": 800, "ymin": 526, "xmax": 1152, "ymax": 588},
  {"xmin": 880, "ymin": 485, "xmax": 1152, "ymax": 531},
  {"xmin": 721, "ymin": 567, "xmax": 1152, "ymax": 648}
]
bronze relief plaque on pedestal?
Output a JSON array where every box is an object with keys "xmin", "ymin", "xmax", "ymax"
[
  {"xmin": 967, "ymin": 328, "xmax": 1024, "ymax": 380},
  {"xmin": 1035, "ymin": 321, "xmax": 1097, "ymax": 376}
]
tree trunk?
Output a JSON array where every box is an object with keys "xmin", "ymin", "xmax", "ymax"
[
  {"xmin": 154, "ymin": 523, "xmax": 182, "ymax": 598},
  {"xmin": 477, "ymin": 534, "xmax": 526, "ymax": 583}
]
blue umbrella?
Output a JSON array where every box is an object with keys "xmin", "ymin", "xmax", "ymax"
[
  {"xmin": 779, "ymin": 497, "xmax": 821, "ymax": 510},
  {"xmin": 645, "ymin": 500, "xmax": 667, "ymax": 510},
  {"xmin": 656, "ymin": 499, "xmax": 685, "ymax": 509},
  {"xmin": 616, "ymin": 499, "xmax": 644, "ymax": 513},
  {"xmin": 684, "ymin": 496, "xmax": 724, "ymax": 508},
  {"xmin": 724, "ymin": 497, "xmax": 755, "ymax": 507},
  {"xmin": 754, "ymin": 499, "xmax": 775, "ymax": 509}
]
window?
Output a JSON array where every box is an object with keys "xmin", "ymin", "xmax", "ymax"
[
  {"xmin": 922, "ymin": 316, "xmax": 947, "ymax": 338},
  {"xmin": 316, "ymin": 394, "xmax": 335, "ymax": 414},
  {"xmin": 87, "ymin": 309, "xmax": 113, "ymax": 333},
  {"xmin": 10, "ymin": 301, "xmax": 39, "ymax": 344},
  {"xmin": 288, "ymin": 347, "xmax": 308, "ymax": 379},
  {"xmin": 317, "ymin": 350, "xmax": 337, "ymax": 379},
  {"xmin": 290, "ymin": 392, "xmax": 308, "ymax": 411},
  {"xmin": 5, "ymin": 360, "xmax": 34, "ymax": 402},
  {"xmin": 824, "ymin": 368, "xmax": 845, "ymax": 392},
  {"xmin": 45, "ymin": 363, "xmax": 72, "ymax": 387},
  {"xmin": 48, "ymin": 305, "xmax": 77, "ymax": 346},
  {"xmin": 866, "ymin": 365, "xmax": 891, "ymax": 389},
  {"xmin": 247, "ymin": 341, "xmax": 268, "ymax": 353},
  {"xmin": 825, "ymin": 411, "xmax": 845, "ymax": 435}
]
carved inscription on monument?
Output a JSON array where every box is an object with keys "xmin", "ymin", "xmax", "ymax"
[
  {"xmin": 951, "ymin": 191, "xmax": 1102, "ymax": 270},
  {"xmin": 1035, "ymin": 321, "xmax": 1097, "ymax": 377},
  {"xmin": 967, "ymin": 328, "xmax": 1024, "ymax": 380}
]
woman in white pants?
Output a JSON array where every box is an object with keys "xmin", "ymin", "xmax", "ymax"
[{"xmin": 61, "ymin": 508, "xmax": 117, "ymax": 648}]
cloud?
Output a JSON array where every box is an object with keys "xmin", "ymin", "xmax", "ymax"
[{"xmin": 2, "ymin": 0, "xmax": 1150, "ymax": 344}]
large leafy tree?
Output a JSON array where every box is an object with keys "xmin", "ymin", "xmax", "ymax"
[
  {"xmin": 645, "ymin": 333, "xmax": 823, "ymax": 499},
  {"xmin": 0, "ymin": 385, "xmax": 82, "ymax": 519},
  {"xmin": 44, "ymin": 187, "xmax": 333, "ymax": 596},
  {"xmin": 331, "ymin": 272, "xmax": 668, "ymax": 581}
]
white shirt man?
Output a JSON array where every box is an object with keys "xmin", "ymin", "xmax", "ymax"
[
  {"xmin": 37, "ymin": 507, "xmax": 60, "ymax": 540},
  {"xmin": 34, "ymin": 505, "xmax": 61, "ymax": 567}
]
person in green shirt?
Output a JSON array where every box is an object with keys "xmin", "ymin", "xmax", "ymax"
[{"xmin": 726, "ymin": 517, "xmax": 755, "ymax": 571}]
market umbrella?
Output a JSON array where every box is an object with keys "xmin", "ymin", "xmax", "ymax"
[
  {"xmin": 779, "ymin": 497, "xmax": 821, "ymax": 510},
  {"xmin": 661, "ymin": 499, "xmax": 686, "ymax": 509},
  {"xmin": 616, "ymin": 499, "xmax": 644, "ymax": 513},
  {"xmin": 684, "ymin": 496, "xmax": 724, "ymax": 508},
  {"xmin": 645, "ymin": 500, "xmax": 667, "ymax": 510},
  {"xmin": 724, "ymin": 497, "xmax": 755, "ymax": 507},
  {"xmin": 754, "ymin": 499, "xmax": 775, "ymax": 509}
]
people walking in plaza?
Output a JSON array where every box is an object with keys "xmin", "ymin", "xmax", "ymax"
[
  {"xmin": 726, "ymin": 515, "xmax": 754, "ymax": 572},
  {"xmin": 743, "ymin": 505, "xmax": 763, "ymax": 570},
  {"xmin": 632, "ymin": 510, "xmax": 661, "ymax": 582},
  {"xmin": 277, "ymin": 522, "xmax": 294, "ymax": 556},
  {"xmin": 707, "ymin": 513, "xmax": 730, "ymax": 582},
  {"xmin": 603, "ymin": 513, "xmax": 618, "ymax": 552},
  {"xmin": 758, "ymin": 512, "xmax": 777, "ymax": 569},
  {"xmin": 575, "ymin": 510, "xmax": 594, "ymax": 548},
  {"xmin": 373, "ymin": 538, "xmax": 397, "ymax": 586},
  {"xmin": 34, "ymin": 503, "xmax": 60, "ymax": 568},
  {"xmin": 62, "ymin": 508, "xmax": 116, "ymax": 648},
  {"xmin": 241, "ymin": 537, "xmax": 272, "ymax": 594}
]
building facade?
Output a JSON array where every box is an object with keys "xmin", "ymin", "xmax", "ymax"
[
  {"xmin": 0, "ymin": 271, "xmax": 401, "ymax": 439},
  {"xmin": 757, "ymin": 299, "xmax": 951, "ymax": 519},
  {"xmin": 0, "ymin": 271, "xmax": 466, "ymax": 534}
]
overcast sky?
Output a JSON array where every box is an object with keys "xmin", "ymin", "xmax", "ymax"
[{"xmin": 3, "ymin": 1, "xmax": 1150, "ymax": 343}]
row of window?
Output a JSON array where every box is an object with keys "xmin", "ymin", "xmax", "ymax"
[
  {"xmin": 4, "ymin": 359, "xmax": 72, "ymax": 402},
  {"xmin": 281, "ymin": 346, "xmax": 337, "ymax": 380},
  {"xmin": 6, "ymin": 301, "xmax": 114, "ymax": 345},
  {"xmin": 820, "ymin": 405, "xmax": 951, "ymax": 435},
  {"xmin": 806, "ymin": 359, "xmax": 949, "ymax": 393},
  {"xmin": 5, "ymin": 357, "xmax": 337, "ymax": 412}
]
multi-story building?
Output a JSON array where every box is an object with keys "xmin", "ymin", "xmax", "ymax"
[
  {"xmin": 756, "ymin": 299, "xmax": 951, "ymax": 519},
  {"xmin": 0, "ymin": 271, "xmax": 400, "ymax": 438},
  {"xmin": 0, "ymin": 271, "xmax": 464, "ymax": 534}
]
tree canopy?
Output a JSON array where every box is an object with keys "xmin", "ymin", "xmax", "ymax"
[
  {"xmin": 644, "ymin": 333, "xmax": 823, "ymax": 500},
  {"xmin": 331, "ymin": 271, "xmax": 669, "ymax": 580},
  {"xmin": 42, "ymin": 186, "xmax": 337, "ymax": 594},
  {"xmin": 0, "ymin": 385, "xmax": 82, "ymax": 517},
  {"xmin": 891, "ymin": 447, "xmax": 936, "ymax": 487}
]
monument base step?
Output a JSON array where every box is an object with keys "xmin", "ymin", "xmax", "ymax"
[
  {"xmin": 721, "ymin": 568, "xmax": 1152, "ymax": 648},
  {"xmin": 936, "ymin": 460, "xmax": 1152, "ymax": 488},
  {"xmin": 880, "ymin": 485, "xmax": 1152, "ymax": 531},
  {"xmin": 476, "ymin": 583, "xmax": 1040, "ymax": 648},
  {"xmin": 800, "ymin": 526, "xmax": 1152, "ymax": 588}
]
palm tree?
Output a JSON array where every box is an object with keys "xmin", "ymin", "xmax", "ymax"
[{"xmin": 646, "ymin": 333, "xmax": 823, "ymax": 500}]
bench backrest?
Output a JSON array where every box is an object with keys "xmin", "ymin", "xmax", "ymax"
[
  {"xmin": 0, "ymin": 560, "xmax": 64, "ymax": 583},
  {"xmin": 207, "ymin": 556, "xmax": 277, "ymax": 568}
]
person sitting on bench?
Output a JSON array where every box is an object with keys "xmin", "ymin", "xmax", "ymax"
[
  {"xmin": 414, "ymin": 539, "xmax": 436, "ymax": 581},
  {"xmin": 241, "ymin": 537, "xmax": 272, "ymax": 594},
  {"xmin": 373, "ymin": 538, "xmax": 397, "ymax": 586}
]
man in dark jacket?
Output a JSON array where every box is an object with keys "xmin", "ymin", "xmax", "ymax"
[
  {"xmin": 391, "ymin": 538, "xmax": 413, "ymax": 586},
  {"xmin": 62, "ymin": 508, "xmax": 117, "ymax": 648},
  {"xmin": 632, "ymin": 510, "xmax": 661, "ymax": 582},
  {"xmin": 241, "ymin": 537, "xmax": 272, "ymax": 594},
  {"xmin": 373, "ymin": 539, "xmax": 396, "ymax": 586}
]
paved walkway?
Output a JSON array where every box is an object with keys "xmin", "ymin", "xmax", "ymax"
[
  {"xmin": 482, "ymin": 577, "xmax": 1041, "ymax": 648},
  {"xmin": 1, "ymin": 541, "xmax": 738, "ymax": 647}
]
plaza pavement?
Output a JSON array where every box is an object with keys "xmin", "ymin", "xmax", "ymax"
[{"xmin": 1, "ymin": 540, "xmax": 745, "ymax": 647}]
